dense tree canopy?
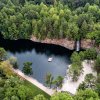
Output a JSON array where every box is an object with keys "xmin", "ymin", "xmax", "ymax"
[
  {"xmin": 84, "ymin": 48, "xmax": 97, "ymax": 60},
  {"xmin": 22, "ymin": 62, "xmax": 33, "ymax": 75},
  {"xmin": 9, "ymin": 56, "xmax": 18, "ymax": 69},
  {"xmin": 95, "ymin": 55, "xmax": 100, "ymax": 70},
  {"xmin": 74, "ymin": 89, "xmax": 99, "ymax": 100},
  {"xmin": 69, "ymin": 52, "xmax": 83, "ymax": 81},
  {"xmin": 0, "ymin": 0, "xmax": 99, "ymax": 45},
  {"xmin": 34, "ymin": 94, "xmax": 47, "ymax": 100},
  {"xmin": 0, "ymin": 48, "xmax": 7, "ymax": 61},
  {"xmin": 0, "ymin": 60, "xmax": 49, "ymax": 99},
  {"xmin": 0, "ymin": 0, "xmax": 100, "ymax": 100},
  {"xmin": 45, "ymin": 73, "xmax": 53, "ymax": 88},
  {"xmin": 50, "ymin": 92, "xmax": 73, "ymax": 100}
]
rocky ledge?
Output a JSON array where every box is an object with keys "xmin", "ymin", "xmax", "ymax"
[
  {"xmin": 31, "ymin": 36, "xmax": 75, "ymax": 50},
  {"xmin": 31, "ymin": 36, "xmax": 100, "ymax": 51}
]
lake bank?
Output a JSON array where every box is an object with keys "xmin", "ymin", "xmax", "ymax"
[
  {"xmin": 13, "ymin": 69, "xmax": 54, "ymax": 96},
  {"xmin": 31, "ymin": 36, "xmax": 98, "ymax": 50},
  {"xmin": 0, "ymin": 38, "xmax": 72, "ymax": 84},
  {"xmin": 31, "ymin": 36, "xmax": 75, "ymax": 50},
  {"xmin": 13, "ymin": 60, "xmax": 97, "ymax": 95}
]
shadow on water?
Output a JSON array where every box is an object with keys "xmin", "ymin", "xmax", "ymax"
[
  {"xmin": 0, "ymin": 33, "xmax": 73, "ymax": 84},
  {"xmin": 0, "ymin": 38, "xmax": 73, "ymax": 57}
]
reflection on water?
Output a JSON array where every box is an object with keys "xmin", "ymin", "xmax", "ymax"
[{"xmin": 0, "ymin": 38, "xmax": 73, "ymax": 84}]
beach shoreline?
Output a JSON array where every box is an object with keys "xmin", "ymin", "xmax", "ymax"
[{"xmin": 61, "ymin": 60, "xmax": 97, "ymax": 94}]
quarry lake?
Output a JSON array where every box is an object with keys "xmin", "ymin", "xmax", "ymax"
[{"xmin": 0, "ymin": 38, "xmax": 73, "ymax": 84}]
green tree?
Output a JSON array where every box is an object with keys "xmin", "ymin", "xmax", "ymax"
[
  {"xmin": 53, "ymin": 76, "xmax": 63, "ymax": 89},
  {"xmin": 79, "ymin": 51, "xmax": 85, "ymax": 61},
  {"xmin": 69, "ymin": 63, "xmax": 83, "ymax": 81},
  {"xmin": 88, "ymin": 5, "xmax": 99, "ymax": 16},
  {"xmin": 67, "ymin": 23, "xmax": 79, "ymax": 40},
  {"xmin": 0, "ymin": 61, "xmax": 15, "ymax": 77},
  {"xmin": 34, "ymin": 94, "xmax": 47, "ymax": 100},
  {"xmin": 51, "ymin": 93, "xmax": 73, "ymax": 100},
  {"xmin": 0, "ymin": 0, "xmax": 99, "ymax": 45},
  {"xmin": 3, "ymin": 76, "xmax": 33, "ymax": 100},
  {"xmin": 17, "ymin": 85, "xmax": 33, "ymax": 100},
  {"xmin": 69, "ymin": 52, "xmax": 83, "ymax": 81},
  {"xmin": 74, "ymin": 89, "xmax": 99, "ymax": 100},
  {"xmin": 95, "ymin": 55, "xmax": 100, "ymax": 71},
  {"xmin": 9, "ymin": 56, "xmax": 18, "ymax": 69},
  {"xmin": 71, "ymin": 52, "xmax": 81, "ymax": 65},
  {"xmin": 22, "ymin": 62, "xmax": 33, "ymax": 75},
  {"xmin": 84, "ymin": 48, "xmax": 97, "ymax": 61},
  {"xmin": 45, "ymin": 73, "xmax": 53, "ymax": 88},
  {"xmin": 96, "ymin": 83, "xmax": 100, "ymax": 97},
  {"xmin": 0, "ymin": 68, "xmax": 6, "ymax": 78},
  {"xmin": 11, "ymin": 96, "xmax": 19, "ymax": 100},
  {"xmin": 96, "ymin": 74, "xmax": 100, "ymax": 96},
  {"xmin": 78, "ymin": 82, "xmax": 86, "ymax": 91},
  {"xmin": 80, "ymin": 20, "xmax": 88, "ymax": 38},
  {"xmin": 80, "ymin": 73, "xmax": 96, "ymax": 89},
  {"xmin": 86, "ymin": 31, "xmax": 100, "ymax": 46},
  {"xmin": 0, "ymin": 48, "xmax": 7, "ymax": 61},
  {"xmin": 85, "ymin": 74, "xmax": 96, "ymax": 83}
]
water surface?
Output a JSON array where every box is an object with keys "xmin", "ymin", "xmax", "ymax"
[{"xmin": 0, "ymin": 38, "xmax": 73, "ymax": 84}]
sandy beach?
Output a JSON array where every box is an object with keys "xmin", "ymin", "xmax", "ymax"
[{"xmin": 61, "ymin": 60, "xmax": 97, "ymax": 94}]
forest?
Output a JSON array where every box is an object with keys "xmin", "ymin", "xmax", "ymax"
[
  {"xmin": 0, "ymin": 48, "xmax": 100, "ymax": 100},
  {"xmin": 0, "ymin": 0, "xmax": 100, "ymax": 46},
  {"xmin": 0, "ymin": 0, "xmax": 100, "ymax": 100},
  {"xmin": 0, "ymin": 47, "xmax": 100, "ymax": 100}
]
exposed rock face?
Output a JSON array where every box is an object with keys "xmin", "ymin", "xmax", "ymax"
[
  {"xmin": 81, "ymin": 39, "xmax": 100, "ymax": 51},
  {"xmin": 31, "ymin": 36, "xmax": 100, "ymax": 50},
  {"xmin": 31, "ymin": 36, "xmax": 75, "ymax": 50},
  {"xmin": 81, "ymin": 39, "xmax": 94, "ymax": 49}
]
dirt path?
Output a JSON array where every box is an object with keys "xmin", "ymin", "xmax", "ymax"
[
  {"xmin": 13, "ymin": 69, "xmax": 54, "ymax": 96},
  {"xmin": 61, "ymin": 60, "xmax": 97, "ymax": 94}
]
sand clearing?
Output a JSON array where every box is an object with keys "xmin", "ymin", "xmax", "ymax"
[{"xmin": 61, "ymin": 60, "xmax": 97, "ymax": 94}]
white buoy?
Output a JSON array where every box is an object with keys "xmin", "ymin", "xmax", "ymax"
[{"xmin": 48, "ymin": 57, "xmax": 53, "ymax": 62}]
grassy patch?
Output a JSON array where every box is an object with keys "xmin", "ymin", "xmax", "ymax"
[{"xmin": 24, "ymin": 80, "xmax": 50, "ymax": 99}]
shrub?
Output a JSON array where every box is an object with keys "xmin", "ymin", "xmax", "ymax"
[{"xmin": 9, "ymin": 56, "xmax": 18, "ymax": 69}]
